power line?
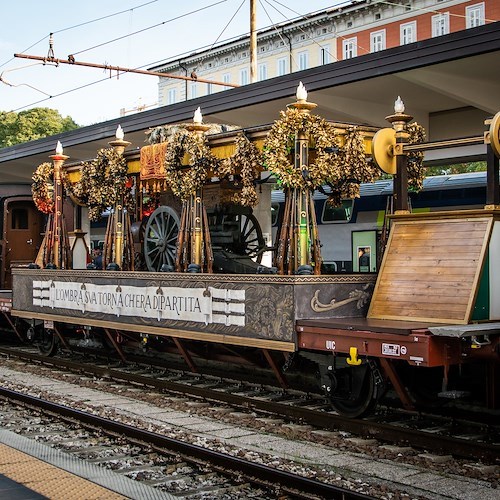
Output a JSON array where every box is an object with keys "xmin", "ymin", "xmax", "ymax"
[
  {"xmin": 0, "ymin": 0, "xmax": 160, "ymax": 70},
  {"xmin": 70, "ymin": 1, "xmax": 229, "ymax": 58}
]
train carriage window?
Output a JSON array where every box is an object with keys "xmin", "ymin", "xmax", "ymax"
[
  {"xmin": 321, "ymin": 199, "xmax": 353, "ymax": 223},
  {"xmin": 11, "ymin": 208, "xmax": 29, "ymax": 229}
]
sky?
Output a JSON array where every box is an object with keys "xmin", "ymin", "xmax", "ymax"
[{"xmin": 0, "ymin": 0, "xmax": 342, "ymax": 127}]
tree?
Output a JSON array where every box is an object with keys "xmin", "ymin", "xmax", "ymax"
[{"xmin": 0, "ymin": 108, "xmax": 79, "ymax": 148}]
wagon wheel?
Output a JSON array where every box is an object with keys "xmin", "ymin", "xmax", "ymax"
[
  {"xmin": 234, "ymin": 213, "xmax": 265, "ymax": 263},
  {"xmin": 144, "ymin": 206, "xmax": 180, "ymax": 272},
  {"xmin": 327, "ymin": 362, "xmax": 381, "ymax": 418},
  {"xmin": 37, "ymin": 328, "xmax": 58, "ymax": 356}
]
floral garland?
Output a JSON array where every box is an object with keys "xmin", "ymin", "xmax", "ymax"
[
  {"xmin": 32, "ymin": 162, "xmax": 56, "ymax": 214},
  {"xmin": 218, "ymin": 133, "xmax": 263, "ymax": 207},
  {"xmin": 323, "ymin": 126, "xmax": 380, "ymax": 206},
  {"xmin": 406, "ymin": 122, "xmax": 426, "ymax": 191},
  {"xmin": 76, "ymin": 148, "xmax": 130, "ymax": 221},
  {"xmin": 263, "ymin": 107, "xmax": 339, "ymax": 190},
  {"xmin": 163, "ymin": 128, "xmax": 220, "ymax": 201}
]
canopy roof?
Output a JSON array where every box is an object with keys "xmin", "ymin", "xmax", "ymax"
[{"xmin": 1, "ymin": 22, "xmax": 498, "ymax": 184}]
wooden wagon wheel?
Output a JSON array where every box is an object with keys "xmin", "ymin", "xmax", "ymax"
[
  {"xmin": 234, "ymin": 212, "xmax": 265, "ymax": 263},
  {"xmin": 143, "ymin": 206, "xmax": 180, "ymax": 272}
]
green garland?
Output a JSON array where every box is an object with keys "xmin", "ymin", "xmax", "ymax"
[
  {"xmin": 32, "ymin": 162, "xmax": 56, "ymax": 214},
  {"xmin": 163, "ymin": 128, "xmax": 220, "ymax": 201},
  {"xmin": 324, "ymin": 126, "xmax": 380, "ymax": 206},
  {"xmin": 263, "ymin": 107, "xmax": 339, "ymax": 189},
  {"xmin": 77, "ymin": 148, "xmax": 130, "ymax": 221},
  {"xmin": 264, "ymin": 108, "xmax": 380, "ymax": 206},
  {"xmin": 407, "ymin": 122, "xmax": 426, "ymax": 191},
  {"xmin": 218, "ymin": 133, "xmax": 263, "ymax": 207}
]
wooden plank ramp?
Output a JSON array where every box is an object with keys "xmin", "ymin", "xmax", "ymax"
[{"xmin": 368, "ymin": 211, "xmax": 493, "ymax": 324}]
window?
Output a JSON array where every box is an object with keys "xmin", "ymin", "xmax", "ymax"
[
  {"xmin": 298, "ymin": 51, "xmax": 309, "ymax": 71},
  {"xmin": 190, "ymin": 82, "xmax": 197, "ymax": 99},
  {"xmin": 466, "ymin": 3, "xmax": 485, "ymax": 28},
  {"xmin": 206, "ymin": 83, "xmax": 213, "ymax": 95},
  {"xmin": 223, "ymin": 73, "xmax": 231, "ymax": 90},
  {"xmin": 258, "ymin": 63, "xmax": 267, "ymax": 81},
  {"xmin": 167, "ymin": 88, "xmax": 176, "ymax": 105},
  {"xmin": 319, "ymin": 45, "xmax": 330, "ymax": 65},
  {"xmin": 11, "ymin": 209, "xmax": 28, "ymax": 229},
  {"xmin": 370, "ymin": 30, "xmax": 386, "ymax": 52},
  {"xmin": 374, "ymin": 12, "xmax": 381, "ymax": 20},
  {"xmin": 343, "ymin": 37, "xmax": 357, "ymax": 59},
  {"xmin": 347, "ymin": 21, "xmax": 353, "ymax": 28},
  {"xmin": 322, "ymin": 199, "xmax": 353, "ymax": 223},
  {"xmin": 400, "ymin": 21, "xmax": 417, "ymax": 45},
  {"xmin": 240, "ymin": 68, "xmax": 249, "ymax": 85},
  {"xmin": 432, "ymin": 13, "xmax": 450, "ymax": 37},
  {"xmin": 277, "ymin": 57, "xmax": 287, "ymax": 76}
]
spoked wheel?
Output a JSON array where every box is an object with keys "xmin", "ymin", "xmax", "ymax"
[
  {"xmin": 328, "ymin": 362, "xmax": 381, "ymax": 418},
  {"xmin": 37, "ymin": 328, "xmax": 58, "ymax": 356},
  {"xmin": 234, "ymin": 213, "xmax": 265, "ymax": 262},
  {"xmin": 144, "ymin": 206, "xmax": 180, "ymax": 271}
]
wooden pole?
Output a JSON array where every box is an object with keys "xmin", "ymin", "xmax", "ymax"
[{"xmin": 250, "ymin": 0, "xmax": 257, "ymax": 83}]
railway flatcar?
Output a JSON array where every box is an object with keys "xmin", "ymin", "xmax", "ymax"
[{"xmin": 6, "ymin": 101, "xmax": 500, "ymax": 418}]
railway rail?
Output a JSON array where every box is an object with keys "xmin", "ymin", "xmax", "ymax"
[
  {"xmin": 0, "ymin": 384, "xmax": 372, "ymax": 500},
  {"xmin": 1, "ymin": 345, "xmax": 498, "ymax": 464}
]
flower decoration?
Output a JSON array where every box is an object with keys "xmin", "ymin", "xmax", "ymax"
[
  {"xmin": 218, "ymin": 133, "xmax": 263, "ymax": 207},
  {"xmin": 32, "ymin": 162, "xmax": 55, "ymax": 214},
  {"xmin": 323, "ymin": 126, "xmax": 380, "ymax": 205},
  {"xmin": 264, "ymin": 108, "xmax": 379, "ymax": 206},
  {"xmin": 163, "ymin": 128, "xmax": 220, "ymax": 200},
  {"xmin": 406, "ymin": 122, "xmax": 426, "ymax": 191},
  {"xmin": 76, "ymin": 147, "xmax": 131, "ymax": 221},
  {"xmin": 263, "ymin": 107, "xmax": 339, "ymax": 190}
]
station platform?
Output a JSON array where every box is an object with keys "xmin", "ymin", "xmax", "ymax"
[{"xmin": 0, "ymin": 429, "xmax": 175, "ymax": 499}]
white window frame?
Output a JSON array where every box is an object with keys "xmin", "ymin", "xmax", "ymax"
[
  {"xmin": 277, "ymin": 57, "xmax": 287, "ymax": 76},
  {"xmin": 319, "ymin": 45, "xmax": 331, "ymax": 65},
  {"xmin": 432, "ymin": 12, "xmax": 450, "ymax": 37},
  {"xmin": 206, "ymin": 83, "xmax": 213, "ymax": 95},
  {"xmin": 222, "ymin": 73, "xmax": 231, "ymax": 90},
  {"xmin": 240, "ymin": 68, "xmax": 249, "ymax": 85},
  {"xmin": 298, "ymin": 50, "xmax": 309, "ymax": 71},
  {"xmin": 370, "ymin": 30, "xmax": 386, "ymax": 52},
  {"xmin": 258, "ymin": 63, "xmax": 267, "ymax": 81},
  {"xmin": 400, "ymin": 21, "xmax": 417, "ymax": 45},
  {"xmin": 167, "ymin": 88, "xmax": 176, "ymax": 105},
  {"xmin": 342, "ymin": 37, "xmax": 357, "ymax": 59},
  {"xmin": 466, "ymin": 3, "xmax": 485, "ymax": 28},
  {"xmin": 190, "ymin": 82, "xmax": 197, "ymax": 99}
]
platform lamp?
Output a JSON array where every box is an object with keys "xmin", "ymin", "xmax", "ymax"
[
  {"xmin": 179, "ymin": 107, "xmax": 213, "ymax": 273},
  {"xmin": 46, "ymin": 141, "xmax": 72, "ymax": 269},
  {"xmin": 105, "ymin": 125, "xmax": 132, "ymax": 271}
]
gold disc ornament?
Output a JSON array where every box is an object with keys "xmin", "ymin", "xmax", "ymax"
[
  {"xmin": 372, "ymin": 127, "xmax": 396, "ymax": 174},
  {"xmin": 489, "ymin": 111, "xmax": 500, "ymax": 159}
]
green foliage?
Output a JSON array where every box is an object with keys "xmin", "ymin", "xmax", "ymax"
[
  {"xmin": 426, "ymin": 161, "xmax": 486, "ymax": 176},
  {"xmin": 0, "ymin": 108, "xmax": 79, "ymax": 148}
]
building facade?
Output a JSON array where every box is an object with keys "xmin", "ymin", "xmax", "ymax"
[{"xmin": 152, "ymin": 0, "xmax": 498, "ymax": 106}]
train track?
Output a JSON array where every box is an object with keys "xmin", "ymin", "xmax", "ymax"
[
  {"xmin": 0, "ymin": 385, "xmax": 373, "ymax": 500},
  {"xmin": 1, "ymin": 345, "xmax": 498, "ymax": 464}
]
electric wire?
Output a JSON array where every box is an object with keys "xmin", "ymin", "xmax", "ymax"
[
  {"xmin": 70, "ymin": 1, "xmax": 228, "ymax": 57},
  {"xmin": 0, "ymin": 0, "xmax": 160, "ymax": 70}
]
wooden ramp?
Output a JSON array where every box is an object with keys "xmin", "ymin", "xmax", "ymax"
[{"xmin": 368, "ymin": 211, "xmax": 497, "ymax": 324}]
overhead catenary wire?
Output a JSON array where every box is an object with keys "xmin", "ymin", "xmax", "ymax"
[{"xmin": 0, "ymin": 0, "xmax": 160, "ymax": 70}]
